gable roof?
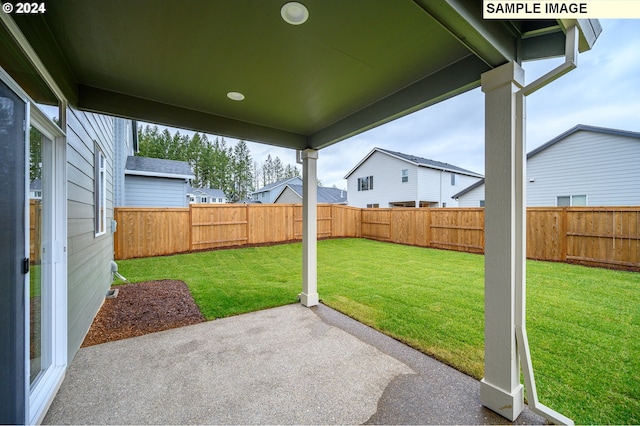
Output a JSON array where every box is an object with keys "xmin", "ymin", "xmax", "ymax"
[
  {"xmin": 274, "ymin": 184, "xmax": 348, "ymax": 204},
  {"xmin": 125, "ymin": 156, "xmax": 194, "ymax": 179},
  {"xmin": 188, "ymin": 187, "xmax": 226, "ymax": 199},
  {"xmin": 252, "ymin": 177, "xmax": 302, "ymax": 194},
  {"xmin": 527, "ymin": 124, "xmax": 640, "ymax": 159},
  {"xmin": 344, "ymin": 147, "xmax": 483, "ymax": 179},
  {"xmin": 452, "ymin": 178, "xmax": 485, "ymax": 199},
  {"xmin": 452, "ymin": 124, "xmax": 640, "ymax": 199}
]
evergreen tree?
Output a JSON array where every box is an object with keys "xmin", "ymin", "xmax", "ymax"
[
  {"xmin": 230, "ymin": 140, "xmax": 253, "ymax": 202},
  {"xmin": 273, "ymin": 157, "xmax": 284, "ymax": 181}
]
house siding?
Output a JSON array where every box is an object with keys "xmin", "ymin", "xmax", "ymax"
[
  {"xmin": 124, "ymin": 175, "xmax": 189, "ymax": 207},
  {"xmin": 274, "ymin": 187, "xmax": 302, "ymax": 204},
  {"xmin": 456, "ymin": 129, "xmax": 640, "ymax": 207},
  {"xmin": 66, "ymin": 107, "xmax": 114, "ymax": 360},
  {"xmin": 347, "ymin": 152, "xmax": 418, "ymax": 208},
  {"xmin": 113, "ymin": 118, "xmax": 133, "ymax": 207},
  {"xmin": 527, "ymin": 130, "xmax": 640, "ymax": 206},
  {"xmin": 253, "ymin": 177, "xmax": 302, "ymax": 203},
  {"xmin": 347, "ymin": 151, "xmax": 482, "ymax": 208},
  {"xmin": 456, "ymin": 184, "xmax": 485, "ymax": 207}
]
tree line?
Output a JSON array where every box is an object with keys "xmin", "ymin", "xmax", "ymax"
[{"xmin": 137, "ymin": 125, "xmax": 300, "ymax": 202}]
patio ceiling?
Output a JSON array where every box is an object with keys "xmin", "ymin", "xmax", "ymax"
[{"xmin": 1, "ymin": 0, "xmax": 589, "ymax": 149}]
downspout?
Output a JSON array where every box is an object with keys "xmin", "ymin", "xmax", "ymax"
[{"xmin": 515, "ymin": 24, "xmax": 578, "ymax": 426}]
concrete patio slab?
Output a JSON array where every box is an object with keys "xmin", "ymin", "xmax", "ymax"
[{"xmin": 43, "ymin": 303, "xmax": 547, "ymax": 425}]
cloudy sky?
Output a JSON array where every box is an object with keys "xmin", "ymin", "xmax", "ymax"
[{"xmin": 158, "ymin": 19, "xmax": 640, "ymax": 190}]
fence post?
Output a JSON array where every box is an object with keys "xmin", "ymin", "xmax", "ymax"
[
  {"xmin": 188, "ymin": 204, "xmax": 193, "ymax": 252},
  {"xmin": 560, "ymin": 207, "xmax": 568, "ymax": 261}
]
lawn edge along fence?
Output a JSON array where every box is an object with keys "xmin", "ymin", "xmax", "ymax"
[{"xmin": 113, "ymin": 205, "xmax": 640, "ymax": 271}]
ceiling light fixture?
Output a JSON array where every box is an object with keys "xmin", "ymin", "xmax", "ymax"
[
  {"xmin": 227, "ymin": 91, "xmax": 245, "ymax": 101},
  {"xmin": 281, "ymin": 2, "xmax": 309, "ymax": 25}
]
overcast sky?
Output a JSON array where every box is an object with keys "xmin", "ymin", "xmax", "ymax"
[{"xmin": 156, "ymin": 19, "xmax": 640, "ymax": 190}]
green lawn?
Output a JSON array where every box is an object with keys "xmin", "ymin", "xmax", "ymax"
[{"xmin": 114, "ymin": 238, "xmax": 640, "ymax": 425}]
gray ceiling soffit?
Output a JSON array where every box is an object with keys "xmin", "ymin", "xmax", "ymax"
[
  {"xmin": 77, "ymin": 85, "xmax": 308, "ymax": 149},
  {"xmin": 309, "ymin": 54, "xmax": 489, "ymax": 149}
]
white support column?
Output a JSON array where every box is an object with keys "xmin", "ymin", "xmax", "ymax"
[
  {"xmin": 480, "ymin": 61, "xmax": 526, "ymax": 421},
  {"xmin": 300, "ymin": 149, "xmax": 319, "ymax": 307}
]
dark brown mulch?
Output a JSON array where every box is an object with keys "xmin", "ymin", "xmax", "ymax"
[{"xmin": 81, "ymin": 280, "xmax": 206, "ymax": 347}]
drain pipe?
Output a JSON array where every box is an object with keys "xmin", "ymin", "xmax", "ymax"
[
  {"xmin": 110, "ymin": 260, "xmax": 129, "ymax": 284},
  {"xmin": 515, "ymin": 24, "xmax": 578, "ymax": 425}
]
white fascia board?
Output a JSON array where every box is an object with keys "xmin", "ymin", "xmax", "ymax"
[
  {"xmin": 125, "ymin": 170, "xmax": 194, "ymax": 180},
  {"xmin": 417, "ymin": 163, "xmax": 484, "ymax": 178},
  {"xmin": 344, "ymin": 148, "xmax": 416, "ymax": 179}
]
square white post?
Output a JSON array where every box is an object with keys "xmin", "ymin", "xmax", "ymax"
[
  {"xmin": 300, "ymin": 149, "xmax": 319, "ymax": 307},
  {"xmin": 480, "ymin": 61, "xmax": 525, "ymax": 421}
]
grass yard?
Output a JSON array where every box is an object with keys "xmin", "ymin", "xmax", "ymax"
[{"xmin": 114, "ymin": 238, "xmax": 640, "ymax": 425}]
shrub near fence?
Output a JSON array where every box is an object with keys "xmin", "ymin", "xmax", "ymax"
[{"xmin": 113, "ymin": 205, "xmax": 640, "ymax": 271}]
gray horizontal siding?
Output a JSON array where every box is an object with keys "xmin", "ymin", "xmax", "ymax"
[
  {"xmin": 66, "ymin": 108, "xmax": 114, "ymax": 361},
  {"xmin": 527, "ymin": 130, "xmax": 640, "ymax": 206},
  {"xmin": 456, "ymin": 129, "xmax": 640, "ymax": 207},
  {"xmin": 124, "ymin": 175, "xmax": 189, "ymax": 207},
  {"xmin": 275, "ymin": 187, "xmax": 301, "ymax": 203}
]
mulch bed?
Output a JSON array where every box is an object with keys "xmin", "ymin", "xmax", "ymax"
[{"xmin": 81, "ymin": 280, "xmax": 206, "ymax": 347}]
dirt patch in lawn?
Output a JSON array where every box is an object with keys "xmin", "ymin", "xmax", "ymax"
[{"xmin": 81, "ymin": 280, "xmax": 206, "ymax": 347}]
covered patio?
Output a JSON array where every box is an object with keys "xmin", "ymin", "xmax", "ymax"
[
  {"xmin": 1, "ymin": 1, "xmax": 600, "ymax": 424},
  {"xmin": 43, "ymin": 303, "xmax": 546, "ymax": 425}
]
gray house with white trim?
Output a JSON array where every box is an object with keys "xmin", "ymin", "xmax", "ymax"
[
  {"xmin": 251, "ymin": 177, "xmax": 302, "ymax": 204},
  {"xmin": 124, "ymin": 156, "xmax": 195, "ymax": 207},
  {"xmin": 454, "ymin": 125, "xmax": 640, "ymax": 207},
  {"xmin": 274, "ymin": 184, "xmax": 347, "ymax": 204},
  {"xmin": 345, "ymin": 148, "xmax": 483, "ymax": 208},
  {"xmin": 188, "ymin": 187, "xmax": 227, "ymax": 204}
]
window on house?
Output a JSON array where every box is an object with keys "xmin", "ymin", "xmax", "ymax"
[
  {"xmin": 357, "ymin": 176, "xmax": 373, "ymax": 191},
  {"xmin": 201, "ymin": 196, "xmax": 207, "ymax": 203},
  {"xmin": 366, "ymin": 203, "xmax": 379, "ymax": 208},
  {"xmin": 94, "ymin": 145, "xmax": 106, "ymax": 236},
  {"xmin": 557, "ymin": 195, "xmax": 587, "ymax": 206},
  {"xmin": 451, "ymin": 174, "xmax": 456, "ymax": 186},
  {"xmin": 480, "ymin": 200, "xmax": 485, "ymax": 207},
  {"xmin": 401, "ymin": 169, "xmax": 408, "ymax": 183}
]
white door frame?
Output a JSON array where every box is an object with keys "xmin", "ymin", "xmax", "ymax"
[
  {"xmin": 0, "ymin": 66, "xmax": 68, "ymax": 425},
  {"xmin": 26, "ymin": 103, "xmax": 67, "ymax": 425}
]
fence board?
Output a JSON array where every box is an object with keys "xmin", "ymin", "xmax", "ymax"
[
  {"xmin": 248, "ymin": 204, "xmax": 294, "ymax": 244},
  {"xmin": 30, "ymin": 199, "xmax": 42, "ymax": 264},
  {"xmin": 191, "ymin": 204, "xmax": 248, "ymax": 250},
  {"xmin": 114, "ymin": 207, "xmax": 190, "ymax": 259},
  {"xmin": 527, "ymin": 208, "xmax": 563, "ymax": 261},
  {"xmin": 331, "ymin": 205, "xmax": 361, "ymax": 237}
]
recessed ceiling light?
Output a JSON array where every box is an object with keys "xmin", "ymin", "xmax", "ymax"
[
  {"xmin": 281, "ymin": 2, "xmax": 309, "ymax": 25},
  {"xmin": 227, "ymin": 91, "xmax": 245, "ymax": 101}
]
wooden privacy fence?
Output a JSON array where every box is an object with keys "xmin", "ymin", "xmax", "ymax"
[
  {"xmin": 114, "ymin": 204, "xmax": 362, "ymax": 259},
  {"xmin": 114, "ymin": 205, "xmax": 640, "ymax": 271}
]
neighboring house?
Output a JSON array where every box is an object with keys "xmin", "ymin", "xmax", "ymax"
[
  {"xmin": 273, "ymin": 184, "xmax": 348, "ymax": 204},
  {"xmin": 123, "ymin": 156, "xmax": 195, "ymax": 207},
  {"xmin": 251, "ymin": 177, "xmax": 302, "ymax": 203},
  {"xmin": 188, "ymin": 187, "xmax": 227, "ymax": 204},
  {"xmin": 453, "ymin": 125, "xmax": 640, "ymax": 207},
  {"xmin": 344, "ymin": 148, "xmax": 483, "ymax": 208},
  {"xmin": 29, "ymin": 178, "xmax": 42, "ymax": 199},
  {"xmin": 113, "ymin": 118, "xmax": 136, "ymax": 207}
]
